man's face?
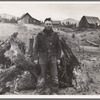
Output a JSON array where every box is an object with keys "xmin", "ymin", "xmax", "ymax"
[{"xmin": 44, "ymin": 20, "xmax": 53, "ymax": 30}]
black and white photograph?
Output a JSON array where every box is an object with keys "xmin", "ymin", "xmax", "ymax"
[{"xmin": 0, "ymin": 1, "xmax": 100, "ymax": 96}]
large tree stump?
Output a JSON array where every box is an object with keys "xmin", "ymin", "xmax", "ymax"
[{"xmin": 59, "ymin": 37, "xmax": 80, "ymax": 87}]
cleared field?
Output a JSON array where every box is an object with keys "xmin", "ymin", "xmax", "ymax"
[{"xmin": 1, "ymin": 23, "xmax": 100, "ymax": 95}]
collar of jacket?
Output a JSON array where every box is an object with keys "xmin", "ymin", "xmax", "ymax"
[{"xmin": 43, "ymin": 28, "xmax": 53, "ymax": 36}]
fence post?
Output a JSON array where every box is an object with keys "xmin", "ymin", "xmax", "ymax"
[{"xmin": 28, "ymin": 37, "xmax": 34, "ymax": 55}]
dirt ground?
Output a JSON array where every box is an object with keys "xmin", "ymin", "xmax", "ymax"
[{"xmin": 1, "ymin": 23, "xmax": 100, "ymax": 95}]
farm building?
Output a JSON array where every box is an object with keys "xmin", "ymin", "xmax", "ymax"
[
  {"xmin": 52, "ymin": 20, "xmax": 61, "ymax": 27},
  {"xmin": 79, "ymin": 16, "xmax": 100, "ymax": 28},
  {"xmin": 18, "ymin": 13, "xmax": 41, "ymax": 25}
]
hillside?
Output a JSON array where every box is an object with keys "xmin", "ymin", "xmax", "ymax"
[
  {"xmin": 1, "ymin": 23, "xmax": 100, "ymax": 53},
  {"xmin": 0, "ymin": 23, "xmax": 80, "ymax": 50},
  {"xmin": 0, "ymin": 23, "xmax": 100, "ymax": 53},
  {"xmin": 61, "ymin": 18, "xmax": 79, "ymax": 25},
  {"xmin": 0, "ymin": 23, "xmax": 44, "ymax": 50},
  {"xmin": 76, "ymin": 29, "xmax": 100, "ymax": 45},
  {"xmin": 0, "ymin": 13, "xmax": 18, "ymax": 20}
]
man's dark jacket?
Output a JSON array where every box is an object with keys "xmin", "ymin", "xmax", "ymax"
[{"xmin": 33, "ymin": 29, "xmax": 61, "ymax": 61}]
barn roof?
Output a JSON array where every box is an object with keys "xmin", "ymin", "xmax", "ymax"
[
  {"xmin": 18, "ymin": 13, "xmax": 32, "ymax": 20},
  {"xmin": 84, "ymin": 16, "xmax": 100, "ymax": 25},
  {"xmin": 18, "ymin": 13, "xmax": 40, "ymax": 22}
]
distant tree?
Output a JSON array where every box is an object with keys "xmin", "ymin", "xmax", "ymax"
[
  {"xmin": 3, "ymin": 18, "xmax": 10, "ymax": 23},
  {"xmin": 10, "ymin": 18, "xmax": 17, "ymax": 23},
  {"xmin": 68, "ymin": 22, "xmax": 70, "ymax": 26}
]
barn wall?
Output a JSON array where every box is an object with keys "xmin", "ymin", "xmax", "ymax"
[
  {"xmin": 79, "ymin": 16, "xmax": 88, "ymax": 28},
  {"xmin": 79, "ymin": 16, "xmax": 100, "ymax": 28},
  {"xmin": 18, "ymin": 13, "xmax": 41, "ymax": 25},
  {"xmin": 18, "ymin": 14, "xmax": 33, "ymax": 24},
  {"xmin": 32, "ymin": 19, "xmax": 41, "ymax": 25}
]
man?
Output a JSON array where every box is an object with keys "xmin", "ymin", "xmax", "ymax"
[{"xmin": 33, "ymin": 18, "xmax": 61, "ymax": 94}]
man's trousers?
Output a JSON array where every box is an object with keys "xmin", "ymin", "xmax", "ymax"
[{"xmin": 36, "ymin": 55, "xmax": 59, "ymax": 92}]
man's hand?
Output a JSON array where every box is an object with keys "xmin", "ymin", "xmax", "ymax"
[
  {"xmin": 57, "ymin": 60, "xmax": 60, "ymax": 65},
  {"xmin": 34, "ymin": 60, "xmax": 38, "ymax": 64}
]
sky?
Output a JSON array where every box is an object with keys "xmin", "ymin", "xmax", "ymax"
[{"xmin": 0, "ymin": 2, "xmax": 100, "ymax": 21}]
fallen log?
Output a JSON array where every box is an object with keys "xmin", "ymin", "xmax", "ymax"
[
  {"xmin": 79, "ymin": 45, "xmax": 100, "ymax": 53},
  {"xmin": 85, "ymin": 39, "xmax": 99, "ymax": 47}
]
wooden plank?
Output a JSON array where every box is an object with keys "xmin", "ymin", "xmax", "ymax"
[{"xmin": 79, "ymin": 46, "xmax": 100, "ymax": 52}]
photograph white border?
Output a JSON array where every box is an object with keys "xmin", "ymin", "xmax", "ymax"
[{"xmin": 0, "ymin": 1, "xmax": 100, "ymax": 98}]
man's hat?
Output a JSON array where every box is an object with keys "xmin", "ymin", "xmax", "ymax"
[{"xmin": 44, "ymin": 18, "xmax": 52, "ymax": 22}]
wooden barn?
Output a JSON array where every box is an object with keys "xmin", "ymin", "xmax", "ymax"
[
  {"xmin": 18, "ymin": 13, "xmax": 41, "ymax": 25},
  {"xmin": 79, "ymin": 16, "xmax": 100, "ymax": 28}
]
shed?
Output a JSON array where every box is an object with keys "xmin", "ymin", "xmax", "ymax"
[
  {"xmin": 52, "ymin": 20, "xmax": 61, "ymax": 27},
  {"xmin": 18, "ymin": 13, "xmax": 41, "ymax": 25},
  {"xmin": 79, "ymin": 16, "xmax": 100, "ymax": 28}
]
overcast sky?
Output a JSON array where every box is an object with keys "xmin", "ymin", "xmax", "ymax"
[{"xmin": 0, "ymin": 2, "xmax": 100, "ymax": 21}]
